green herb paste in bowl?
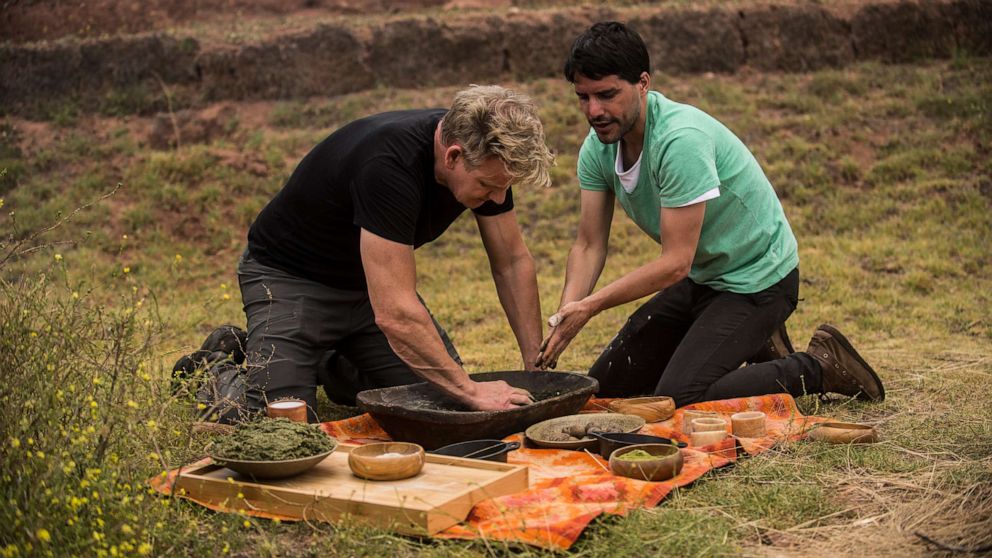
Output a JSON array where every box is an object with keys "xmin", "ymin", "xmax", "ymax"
[
  {"xmin": 211, "ymin": 418, "xmax": 336, "ymax": 461},
  {"xmin": 614, "ymin": 449, "xmax": 659, "ymax": 462}
]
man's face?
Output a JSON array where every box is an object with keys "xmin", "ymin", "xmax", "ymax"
[
  {"xmin": 573, "ymin": 73, "xmax": 646, "ymax": 145},
  {"xmin": 444, "ymin": 153, "xmax": 512, "ymax": 209}
]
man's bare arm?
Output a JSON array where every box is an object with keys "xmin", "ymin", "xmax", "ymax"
[
  {"xmin": 360, "ymin": 228, "xmax": 532, "ymax": 410},
  {"xmin": 538, "ymin": 202, "xmax": 706, "ymax": 368},
  {"xmin": 476, "ymin": 209, "xmax": 543, "ymax": 370},
  {"xmin": 559, "ymin": 189, "xmax": 615, "ymax": 308}
]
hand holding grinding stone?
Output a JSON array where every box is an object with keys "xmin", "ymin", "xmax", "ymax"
[{"xmin": 536, "ymin": 300, "xmax": 595, "ymax": 369}]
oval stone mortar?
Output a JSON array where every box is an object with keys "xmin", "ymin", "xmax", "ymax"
[{"xmin": 356, "ymin": 371, "xmax": 598, "ymax": 450}]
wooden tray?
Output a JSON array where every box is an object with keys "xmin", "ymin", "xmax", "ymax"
[{"xmin": 175, "ymin": 443, "xmax": 528, "ymax": 535}]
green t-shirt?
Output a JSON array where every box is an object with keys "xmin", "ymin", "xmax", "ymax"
[{"xmin": 577, "ymin": 90, "xmax": 798, "ymax": 294}]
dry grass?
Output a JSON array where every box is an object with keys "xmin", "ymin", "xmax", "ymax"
[{"xmin": 719, "ymin": 343, "xmax": 992, "ymax": 557}]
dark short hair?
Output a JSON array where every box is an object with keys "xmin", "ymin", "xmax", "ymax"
[{"xmin": 563, "ymin": 21, "xmax": 650, "ymax": 84}]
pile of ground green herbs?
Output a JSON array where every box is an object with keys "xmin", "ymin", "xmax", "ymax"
[
  {"xmin": 615, "ymin": 449, "xmax": 660, "ymax": 462},
  {"xmin": 210, "ymin": 418, "xmax": 336, "ymax": 461}
]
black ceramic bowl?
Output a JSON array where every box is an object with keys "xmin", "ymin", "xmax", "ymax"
[
  {"xmin": 356, "ymin": 371, "xmax": 598, "ymax": 450},
  {"xmin": 430, "ymin": 439, "xmax": 521, "ymax": 462},
  {"xmin": 591, "ymin": 431, "xmax": 686, "ymax": 460}
]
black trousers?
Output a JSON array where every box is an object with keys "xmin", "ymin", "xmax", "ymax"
[
  {"xmin": 589, "ymin": 268, "xmax": 821, "ymax": 406},
  {"xmin": 237, "ymin": 250, "xmax": 460, "ymax": 421}
]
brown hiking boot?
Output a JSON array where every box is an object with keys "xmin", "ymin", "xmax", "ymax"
[
  {"xmin": 747, "ymin": 322, "xmax": 796, "ymax": 365},
  {"xmin": 807, "ymin": 324, "xmax": 885, "ymax": 401}
]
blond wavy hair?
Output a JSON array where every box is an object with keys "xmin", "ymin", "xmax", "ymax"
[{"xmin": 441, "ymin": 85, "xmax": 555, "ymax": 189}]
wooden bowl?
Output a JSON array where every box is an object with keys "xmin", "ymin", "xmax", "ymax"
[
  {"xmin": 681, "ymin": 410, "xmax": 719, "ymax": 434},
  {"xmin": 609, "ymin": 444, "xmax": 684, "ymax": 482},
  {"xmin": 690, "ymin": 429, "xmax": 727, "ymax": 447},
  {"xmin": 691, "ymin": 417, "xmax": 728, "ymax": 433},
  {"xmin": 731, "ymin": 411, "xmax": 767, "ymax": 438},
  {"xmin": 525, "ymin": 413, "xmax": 645, "ymax": 450},
  {"xmin": 348, "ymin": 442, "xmax": 425, "ymax": 481},
  {"xmin": 607, "ymin": 396, "xmax": 676, "ymax": 423},
  {"xmin": 209, "ymin": 448, "xmax": 336, "ymax": 480},
  {"xmin": 809, "ymin": 422, "xmax": 880, "ymax": 444},
  {"xmin": 592, "ymin": 431, "xmax": 686, "ymax": 460}
]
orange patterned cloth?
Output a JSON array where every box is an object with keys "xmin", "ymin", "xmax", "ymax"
[{"xmin": 152, "ymin": 393, "xmax": 825, "ymax": 550}]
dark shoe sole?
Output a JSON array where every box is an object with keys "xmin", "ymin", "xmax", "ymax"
[{"xmin": 819, "ymin": 324, "xmax": 885, "ymax": 401}]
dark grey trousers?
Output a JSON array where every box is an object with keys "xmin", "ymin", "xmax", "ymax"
[{"xmin": 237, "ymin": 250, "xmax": 460, "ymax": 422}]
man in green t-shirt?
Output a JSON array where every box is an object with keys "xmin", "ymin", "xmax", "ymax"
[{"xmin": 536, "ymin": 21, "xmax": 885, "ymax": 406}]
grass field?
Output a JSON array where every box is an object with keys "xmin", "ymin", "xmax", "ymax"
[{"xmin": 2, "ymin": 56, "xmax": 990, "ymax": 556}]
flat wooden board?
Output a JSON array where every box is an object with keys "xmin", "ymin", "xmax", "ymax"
[{"xmin": 175, "ymin": 443, "xmax": 528, "ymax": 535}]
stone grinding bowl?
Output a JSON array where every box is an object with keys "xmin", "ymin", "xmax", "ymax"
[
  {"xmin": 356, "ymin": 371, "xmax": 598, "ymax": 450},
  {"xmin": 525, "ymin": 413, "xmax": 646, "ymax": 450},
  {"xmin": 207, "ymin": 446, "xmax": 337, "ymax": 480}
]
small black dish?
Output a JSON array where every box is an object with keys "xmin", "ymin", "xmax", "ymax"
[
  {"xmin": 590, "ymin": 431, "xmax": 687, "ymax": 460},
  {"xmin": 429, "ymin": 439, "xmax": 521, "ymax": 463}
]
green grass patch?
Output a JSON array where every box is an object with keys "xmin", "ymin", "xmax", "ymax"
[{"xmin": 2, "ymin": 58, "xmax": 991, "ymax": 556}]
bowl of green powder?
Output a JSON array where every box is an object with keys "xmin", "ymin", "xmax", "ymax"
[
  {"xmin": 207, "ymin": 418, "xmax": 338, "ymax": 480},
  {"xmin": 608, "ymin": 443, "xmax": 683, "ymax": 482}
]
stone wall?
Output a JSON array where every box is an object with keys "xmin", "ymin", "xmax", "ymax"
[{"xmin": 2, "ymin": 0, "xmax": 989, "ymax": 115}]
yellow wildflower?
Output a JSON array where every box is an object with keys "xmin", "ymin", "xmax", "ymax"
[
  {"xmin": 36, "ymin": 529, "xmax": 50, "ymax": 543},
  {"xmin": 9, "ymin": 438, "xmax": 19, "ymax": 449},
  {"xmin": 123, "ymin": 267, "xmax": 130, "ymax": 274},
  {"xmin": 54, "ymin": 254, "xmax": 62, "ymax": 262}
]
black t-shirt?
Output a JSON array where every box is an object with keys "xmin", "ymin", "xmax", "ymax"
[{"xmin": 248, "ymin": 109, "xmax": 514, "ymax": 290}]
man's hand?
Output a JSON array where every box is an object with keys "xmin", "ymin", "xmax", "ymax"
[
  {"xmin": 462, "ymin": 379, "xmax": 534, "ymax": 411},
  {"xmin": 535, "ymin": 299, "xmax": 595, "ymax": 369}
]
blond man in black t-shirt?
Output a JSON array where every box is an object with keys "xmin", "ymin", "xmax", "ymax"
[{"xmin": 237, "ymin": 85, "xmax": 555, "ymax": 421}]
